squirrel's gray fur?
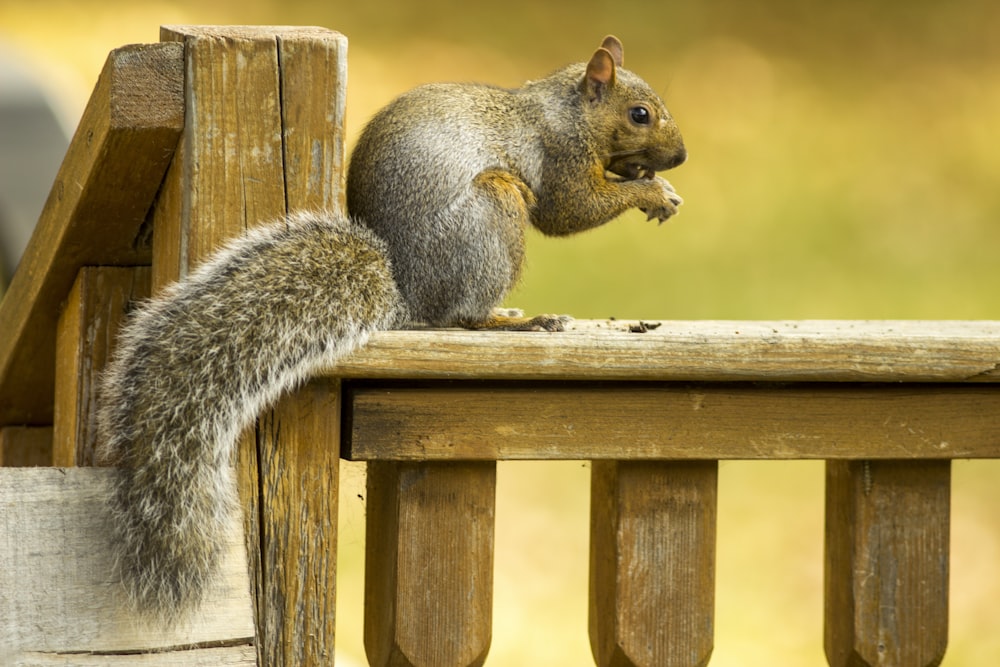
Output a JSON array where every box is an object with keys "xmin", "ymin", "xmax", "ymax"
[{"xmin": 98, "ymin": 35, "xmax": 686, "ymax": 624}]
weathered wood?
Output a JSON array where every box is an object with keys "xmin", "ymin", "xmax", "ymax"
[
  {"xmin": 824, "ymin": 461, "xmax": 950, "ymax": 667},
  {"xmin": 256, "ymin": 380, "xmax": 341, "ymax": 666},
  {"xmin": 0, "ymin": 42, "xmax": 183, "ymax": 426},
  {"xmin": 154, "ymin": 25, "xmax": 347, "ymax": 289},
  {"xmin": 0, "ymin": 426, "xmax": 52, "ymax": 466},
  {"xmin": 154, "ymin": 25, "xmax": 288, "ymax": 288},
  {"xmin": 365, "ymin": 461, "xmax": 496, "ymax": 667},
  {"xmin": 590, "ymin": 461, "xmax": 717, "ymax": 667},
  {"xmin": 0, "ymin": 467, "xmax": 254, "ymax": 662},
  {"xmin": 9, "ymin": 645, "xmax": 257, "ymax": 666},
  {"xmin": 153, "ymin": 25, "xmax": 349, "ymax": 667},
  {"xmin": 276, "ymin": 28, "xmax": 350, "ymax": 212},
  {"xmin": 53, "ymin": 266, "xmax": 151, "ymax": 466},
  {"xmin": 330, "ymin": 320, "xmax": 1000, "ymax": 383},
  {"xmin": 343, "ymin": 382, "xmax": 1000, "ymax": 461}
]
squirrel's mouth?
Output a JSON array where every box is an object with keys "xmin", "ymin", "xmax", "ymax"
[
  {"xmin": 606, "ymin": 151, "xmax": 656, "ymax": 182},
  {"xmin": 605, "ymin": 148, "xmax": 659, "ymax": 181},
  {"xmin": 606, "ymin": 146, "xmax": 687, "ymax": 182}
]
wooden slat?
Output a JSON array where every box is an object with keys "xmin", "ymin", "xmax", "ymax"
[
  {"xmin": 53, "ymin": 266, "xmax": 151, "ymax": 466},
  {"xmin": 365, "ymin": 461, "xmax": 495, "ymax": 667},
  {"xmin": 155, "ymin": 25, "xmax": 289, "ymax": 288},
  {"xmin": 344, "ymin": 382, "xmax": 1000, "ymax": 461},
  {"xmin": 154, "ymin": 25, "xmax": 349, "ymax": 667},
  {"xmin": 257, "ymin": 381, "xmax": 341, "ymax": 666},
  {"xmin": 0, "ymin": 42, "xmax": 183, "ymax": 426},
  {"xmin": 0, "ymin": 467, "xmax": 254, "ymax": 662},
  {"xmin": 590, "ymin": 461, "xmax": 717, "ymax": 667},
  {"xmin": 276, "ymin": 28, "xmax": 350, "ymax": 212},
  {"xmin": 0, "ymin": 426, "xmax": 52, "ymax": 466},
  {"xmin": 824, "ymin": 461, "xmax": 950, "ymax": 667},
  {"xmin": 329, "ymin": 320, "xmax": 1000, "ymax": 383}
]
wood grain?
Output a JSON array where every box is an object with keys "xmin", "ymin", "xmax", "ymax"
[
  {"xmin": 276, "ymin": 29, "xmax": 350, "ymax": 212},
  {"xmin": 155, "ymin": 26, "xmax": 289, "ymax": 288},
  {"xmin": 0, "ymin": 42, "xmax": 183, "ymax": 426},
  {"xmin": 824, "ymin": 461, "xmax": 950, "ymax": 667},
  {"xmin": 53, "ymin": 266, "xmax": 150, "ymax": 466},
  {"xmin": 257, "ymin": 380, "xmax": 341, "ymax": 666},
  {"xmin": 590, "ymin": 461, "xmax": 717, "ymax": 667},
  {"xmin": 0, "ymin": 426, "xmax": 52, "ymax": 467},
  {"xmin": 344, "ymin": 382, "xmax": 1000, "ymax": 461},
  {"xmin": 330, "ymin": 320, "xmax": 1000, "ymax": 383},
  {"xmin": 0, "ymin": 467, "xmax": 253, "ymax": 662},
  {"xmin": 153, "ymin": 26, "xmax": 350, "ymax": 667},
  {"xmin": 365, "ymin": 461, "xmax": 496, "ymax": 667}
]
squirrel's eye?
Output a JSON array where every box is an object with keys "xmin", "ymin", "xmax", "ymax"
[{"xmin": 629, "ymin": 105, "xmax": 651, "ymax": 125}]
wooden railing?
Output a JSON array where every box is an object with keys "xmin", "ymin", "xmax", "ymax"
[{"xmin": 1, "ymin": 25, "xmax": 998, "ymax": 667}]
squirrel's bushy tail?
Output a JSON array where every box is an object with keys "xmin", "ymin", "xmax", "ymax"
[{"xmin": 98, "ymin": 212, "xmax": 402, "ymax": 623}]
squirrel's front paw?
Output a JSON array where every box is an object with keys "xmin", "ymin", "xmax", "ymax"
[{"xmin": 639, "ymin": 179, "xmax": 683, "ymax": 224}]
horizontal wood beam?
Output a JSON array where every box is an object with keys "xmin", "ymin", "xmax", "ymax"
[
  {"xmin": 0, "ymin": 467, "xmax": 254, "ymax": 661},
  {"xmin": 329, "ymin": 320, "xmax": 1000, "ymax": 384},
  {"xmin": 343, "ymin": 381, "xmax": 1000, "ymax": 461},
  {"xmin": 0, "ymin": 42, "xmax": 184, "ymax": 426}
]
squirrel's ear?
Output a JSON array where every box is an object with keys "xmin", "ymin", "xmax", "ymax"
[
  {"xmin": 600, "ymin": 35, "xmax": 624, "ymax": 67},
  {"xmin": 582, "ymin": 47, "xmax": 617, "ymax": 103}
]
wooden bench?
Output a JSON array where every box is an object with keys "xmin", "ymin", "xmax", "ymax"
[{"xmin": 1, "ymin": 25, "xmax": 999, "ymax": 667}]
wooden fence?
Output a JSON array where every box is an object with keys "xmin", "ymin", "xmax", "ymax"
[{"xmin": 1, "ymin": 25, "xmax": 998, "ymax": 667}]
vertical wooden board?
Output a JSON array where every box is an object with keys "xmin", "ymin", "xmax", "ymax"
[
  {"xmin": 365, "ymin": 461, "xmax": 496, "ymax": 667},
  {"xmin": 152, "ymin": 26, "xmax": 352, "ymax": 667},
  {"xmin": 590, "ymin": 461, "xmax": 717, "ymax": 667},
  {"xmin": 0, "ymin": 426, "xmax": 53, "ymax": 466},
  {"xmin": 256, "ymin": 380, "xmax": 341, "ymax": 667},
  {"xmin": 236, "ymin": 428, "xmax": 264, "ymax": 663},
  {"xmin": 53, "ymin": 266, "xmax": 150, "ymax": 466},
  {"xmin": 155, "ymin": 26, "xmax": 288, "ymax": 288},
  {"xmin": 824, "ymin": 460, "xmax": 950, "ymax": 667},
  {"xmin": 277, "ymin": 29, "xmax": 349, "ymax": 212},
  {"xmin": 0, "ymin": 42, "xmax": 182, "ymax": 426}
]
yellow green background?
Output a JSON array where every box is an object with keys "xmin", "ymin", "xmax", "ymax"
[{"xmin": 2, "ymin": 1, "xmax": 998, "ymax": 664}]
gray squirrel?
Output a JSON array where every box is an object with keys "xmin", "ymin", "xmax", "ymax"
[{"xmin": 98, "ymin": 35, "xmax": 686, "ymax": 623}]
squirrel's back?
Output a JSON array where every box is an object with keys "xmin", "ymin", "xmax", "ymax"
[{"xmin": 98, "ymin": 212, "xmax": 402, "ymax": 620}]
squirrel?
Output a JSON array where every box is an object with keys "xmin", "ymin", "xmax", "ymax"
[{"xmin": 97, "ymin": 35, "xmax": 686, "ymax": 623}]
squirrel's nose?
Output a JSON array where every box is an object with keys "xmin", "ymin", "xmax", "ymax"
[{"xmin": 665, "ymin": 145, "xmax": 687, "ymax": 170}]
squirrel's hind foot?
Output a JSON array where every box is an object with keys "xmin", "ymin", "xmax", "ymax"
[{"xmin": 462, "ymin": 309, "xmax": 572, "ymax": 332}]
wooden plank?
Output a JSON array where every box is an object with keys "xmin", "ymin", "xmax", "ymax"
[
  {"xmin": 824, "ymin": 461, "xmax": 950, "ymax": 667},
  {"xmin": 256, "ymin": 380, "xmax": 341, "ymax": 666},
  {"xmin": 0, "ymin": 467, "xmax": 254, "ymax": 662},
  {"xmin": 0, "ymin": 42, "xmax": 184, "ymax": 426},
  {"xmin": 344, "ymin": 382, "xmax": 1000, "ymax": 461},
  {"xmin": 329, "ymin": 320, "xmax": 1000, "ymax": 383},
  {"xmin": 276, "ymin": 28, "xmax": 350, "ymax": 212},
  {"xmin": 365, "ymin": 461, "xmax": 495, "ymax": 667},
  {"xmin": 10, "ymin": 645, "xmax": 257, "ymax": 666},
  {"xmin": 153, "ymin": 26, "xmax": 349, "ymax": 667},
  {"xmin": 0, "ymin": 426, "xmax": 52, "ymax": 466},
  {"xmin": 590, "ymin": 461, "xmax": 716, "ymax": 667},
  {"xmin": 155, "ymin": 25, "xmax": 289, "ymax": 288},
  {"xmin": 53, "ymin": 266, "xmax": 151, "ymax": 466}
]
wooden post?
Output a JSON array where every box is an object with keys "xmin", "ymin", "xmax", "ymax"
[
  {"xmin": 154, "ymin": 25, "xmax": 349, "ymax": 667},
  {"xmin": 365, "ymin": 461, "xmax": 496, "ymax": 667},
  {"xmin": 257, "ymin": 379, "xmax": 342, "ymax": 665},
  {"xmin": 824, "ymin": 460, "xmax": 950, "ymax": 667},
  {"xmin": 54, "ymin": 266, "xmax": 150, "ymax": 466},
  {"xmin": 589, "ymin": 460, "xmax": 717, "ymax": 667}
]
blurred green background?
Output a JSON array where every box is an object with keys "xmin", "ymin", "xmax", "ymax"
[{"xmin": 2, "ymin": 1, "xmax": 998, "ymax": 665}]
